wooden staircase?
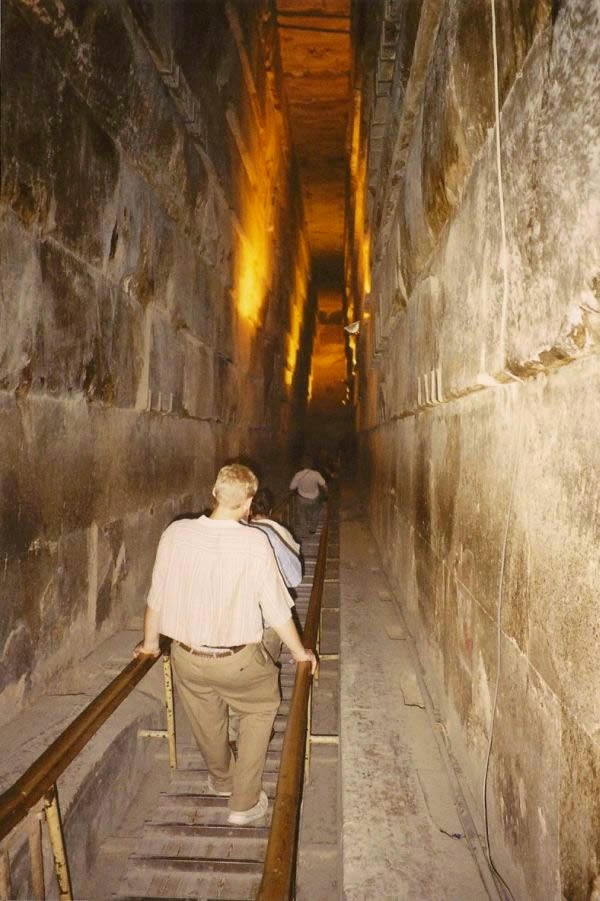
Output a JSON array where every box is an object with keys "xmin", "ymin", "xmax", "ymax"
[{"xmin": 113, "ymin": 531, "xmax": 324, "ymax": 900}]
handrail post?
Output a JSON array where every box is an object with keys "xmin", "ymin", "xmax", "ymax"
[
  {"xmin": 43, "ymin": 787, "xmax": 72, "ymax": 900},
  {"xmin": 163, "ymin": 653, "xmax": 177, "ymax": 769},
  {"xmin": 305, "ymin": 684, "xmax": 313, "ymax": 782},
  {"xmin": 28, "ymin": 809, "xmax": 45, "ymax": 899},
  {"xmin": 138, "ymin": 651, "xmax": 178, "ymax": 767},
  {"xmin": 0, "ymin": 845, "xmax": 12, "ymax": 901},
  {"xmin": 314, "ymin": 606, "xmax": 322, "ymax": 684}
]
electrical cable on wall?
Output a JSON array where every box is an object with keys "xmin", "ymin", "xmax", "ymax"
[
  {"xmin": 491, "ymin": 0, "xmax": 510, "ymax": 364},
  {"xmin": 482, "ymin": 3, "xmax": 520, "ymax": 900},
  {"xmin": 482, "ymin": 390, "xmax": 522, "ymax": 901}
]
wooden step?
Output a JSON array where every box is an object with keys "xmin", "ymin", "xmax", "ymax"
[
  {"xmin": 169, "ymin": 770, "xmax": 278, "ymax": 792},
  {"xmin": 147, "ymin": 800, "xmax": 273, "ymax": 828},
  {"xmin": 157, "ymin": 786, "xmax": 277, "ymax": 808},
  {"xmin": 164, "ymin": 748, "xmax": 282, "ymax": 771},
  {"xmin": 116, "ymin": 860, "xmax": 262, "ymax": 899},
  {"xmin": 136, "ymin": 824, "xmax": 267, "ymax": 860}
]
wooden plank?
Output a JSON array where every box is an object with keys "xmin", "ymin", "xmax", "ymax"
[{"xmin": 129, "ymin": 856, "xmax": 263, "ymax": 874}]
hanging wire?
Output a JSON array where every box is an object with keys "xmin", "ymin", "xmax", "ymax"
[{"xmin": 481, "ymin": 3, "xmax": 520, "ymax": 899}]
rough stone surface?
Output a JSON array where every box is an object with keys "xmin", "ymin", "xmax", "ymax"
[
  {"xmin": 0, "ymin": 0, "xmax": 313, "ymax": 723},
  {"xmin": 351, "ymin": 1, "xmax": 600, "ymax": 898},
  {"xmin": 340, "ymin": 512, "xmax": 491, "ymax": 900}
]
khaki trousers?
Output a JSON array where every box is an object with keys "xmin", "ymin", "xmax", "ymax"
[
  {"xmin": 228, "ymin": 630, "xmax": 282, "ymax": 743},
  {"xmin": 171, "ymin": 642, "xmax": 280, "ymax": 811},
  {"xmin": 262, "ymin": 627, "xmax": 283, "ymax": 664}
]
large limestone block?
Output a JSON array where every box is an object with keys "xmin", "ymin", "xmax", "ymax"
[
  {"xmin": 145, "ymin": 305, "xmax": 185, "ymax": 413},
  {"xmin": 214, "ymin": 354, "xmax": 240, "ymax": 425},
  {"xmin": 0, "ymin": 528, "xmax": 90, "ymax": 716},
  {"xmin": 411, "ymin": 0, "xmax": 550, "ymax": 251},
  {"xmin": 0, "ymin": 546, "xmax": 59, "ymax": 707},
  {"xmin": 398, "ymin": 111, "xmax": 431, "ymax": 295},
  {"xmin": 390, "ymin": 1, "xmax": 598, "ymax": 403},
  {"xmin": 182, "ymin": 334, "xmax": 215, "ymax": 420},
  {"xmin": 1, "ymin": 3, "xmax": 120, "ymax": 265},
  {"xmin": 486, "ymin": 640, "xmax": 561, "ymax": 901},
  {"xmin": 559, "ymin": 712, "xmax": 600, "ymax": 901},
  {"xmin": 501, "ymin": 359, "xmax": 600, "ymax": 734},
  {"xmin": 0, "ymin": 394, "xmax": 97, "ymax": 545},
  {"xmin": 12, "ymin": 0, "xmax": 209, "ymax": 233},
  {"xmin": 513, "ymin": 0, "xmax": 600, "ymax": 365},
  {"xmin": 426, "ymin": 389, "xmax": 518, "ymax": 620},
  {"xmin": 0, "ymin": 394, "xmax": 217, "ymax": 546},
  {"xmin": 0, "ymin": 212, "xmax": 145, "ymax": 402},
  {"xmin": 166, "ymin": 243, "xmax": 214, "ymax": 342}
]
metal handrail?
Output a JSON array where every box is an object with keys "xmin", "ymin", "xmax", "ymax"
[
  {"xmin": 0, "ymin": 644, "xmax": 167, "ymax": 843},
  {"xmin": 257, "ymin": 504, "xmax": 330, "ymax": 899},
  {"xmin": 1, "ymin": 501, "xmax": 330, "ymax": 899},
  {"xmin": 0, "ymin": 640, "xmax": 171, "ymax": 899}
]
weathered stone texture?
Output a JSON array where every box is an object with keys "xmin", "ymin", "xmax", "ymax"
[
  {"xmin": 354, "ymin": 0, "xmax": 600, "ymax": 896},
  {"xmin": 1, "ymin": 0, "xmax": 311, "ymax": 722},
  {"xmin": 560, "ymin": 710, "xmax": 600, "ymax": 901},
  {"xmin": 487, "ymin": 640, "xmax": 562, "ymax": 901}
]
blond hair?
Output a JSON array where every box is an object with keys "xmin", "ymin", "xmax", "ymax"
[{"xmin": 213, "ymin": 463, "xmax": 258, "ymax": 508}]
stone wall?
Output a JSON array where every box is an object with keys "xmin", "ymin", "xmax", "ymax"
[
  {"xmin": 351, "ymin": 1, "xmax": 600, "ymax": 898},
  {"xmin": 0, "ymin": 0, "xmax": 312, "ymax": 724}
]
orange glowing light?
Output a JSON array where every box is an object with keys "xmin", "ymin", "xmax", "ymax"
[
  {"xmin": 236, "ymin": 229, "xmax": 270, "ymax": 324},
  {"xmin": 232, "ymin": 99, "xmax": 284, "ymax": 325},
  {"xmin": 350, "ymin": 89, "xmax": 361, "ymax": 183},
  {"xmin": 346, "ymin": 89, "xmax": 372, "ymax": 328},
  {"xmin": 284, "ymin": 235, "xmax": 310, "ymax": 391},
  {"xmin": 361, "ymin": 232, "xmax": 371, "ymax": 296}
]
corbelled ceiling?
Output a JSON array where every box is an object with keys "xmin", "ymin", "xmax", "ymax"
[{"xmin": 276, "ymin": 0, "xmax": 351, "ymax": 264}]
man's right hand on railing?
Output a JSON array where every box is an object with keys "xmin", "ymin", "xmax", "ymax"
[
  {"xmin": 274, "ymin": 617, "xmax": 318, "ymax": 674},
  {"xmin": 292, "ymin": 648, "xmax": 318, "ymax": 675}
]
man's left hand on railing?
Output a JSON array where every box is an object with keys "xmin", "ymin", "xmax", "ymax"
[{"xmin": 133, "ymin": 605, "xmax": 162, "ymax": 658}]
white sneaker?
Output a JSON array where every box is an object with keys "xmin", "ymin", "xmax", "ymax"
[
  {"xmin": 227, "ymin": 791, "xmax": 268, "ymax": 825},
  {"xmin": 207, "ymin": 775, "xmax": 232, "ymax": 797}
]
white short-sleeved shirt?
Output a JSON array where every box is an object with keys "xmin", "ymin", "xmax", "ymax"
[
  {"xmin": 289, "ymin": 468, "xmax": 326, "ymax": 500},
  {"xmin": 146, "ymin": 516, "xmax": 294, "ymax": 647}
]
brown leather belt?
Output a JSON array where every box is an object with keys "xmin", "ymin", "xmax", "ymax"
[{"xmin": 177, "ymin": 642, "xmax": 246, "ymax": 658}]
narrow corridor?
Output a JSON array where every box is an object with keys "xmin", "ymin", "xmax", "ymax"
[{"xmin": 1, "ymin": 0, "xmax": 599, "ymax": 898}]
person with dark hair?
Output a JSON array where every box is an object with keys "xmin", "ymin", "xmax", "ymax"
[
  {"xmin": 244, "ymin": 487, "xmax": 303, "ymax": 666},
  {"xmin": 251, "ymin": 487, "xmax": 275, "ymax": 518},
  {"xmin": 247, "ymin": 488, "xmax": 302, "ymax": 589}
]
